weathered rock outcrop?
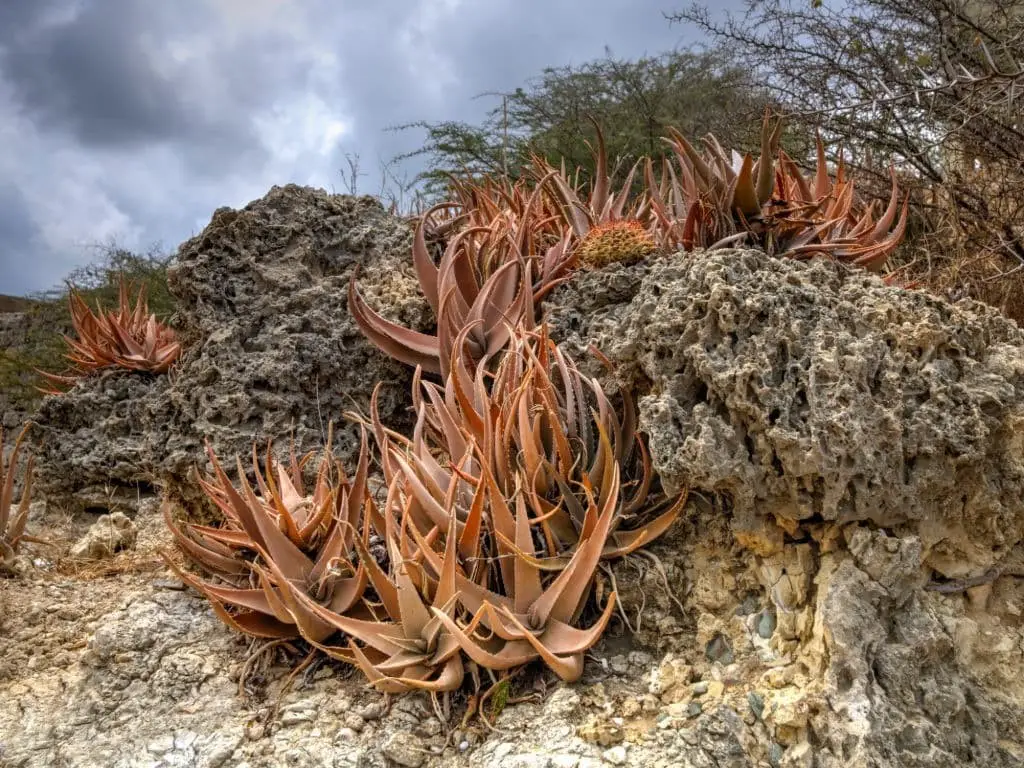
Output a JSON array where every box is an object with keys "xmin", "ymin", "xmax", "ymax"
[
  {"xmin": 542, "ymin": 249, "xmax": 1024, "ymax": 766},
  {"xmin": 548, "ymin": 250, "xmax": 1024, "ymax": 579},
  {"xmin": 32, "ymin": 371, "xmax": 172, "ymax": 512},
  {"xmin": 159, "ymin": 186, "xmax": 429, "ymax": 498},
  {"xmin": 31, "ymin": 185, "xmax": 431, "ymax": 513}
]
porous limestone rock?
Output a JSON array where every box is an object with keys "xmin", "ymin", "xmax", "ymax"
[
  {"xmin": 161, "ymin": 186, "xmax": 429, "ymax": 485},
  {"xmin": 30, "ymin": 185, "xmax": 431, "ymax": 513},
  {"xmin": 32, "ymin": 371, "xmax": 173, "ymax": 513},
  {"xmin": 69, "ymin": 511, "xmax": 138, "ymax": 560},
  {"xmin": 541, "ymin": 248, "xmax": 1024, "ymax": 766},
  {"xmin": 548, "ymin": 249, "xmax": 1024, "ymax": 580}
]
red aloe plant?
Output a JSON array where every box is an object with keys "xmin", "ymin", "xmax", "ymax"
[
  {"xmin": 348, "ymin": 200, "xmax": 573, "ymax": 378},
  {"xmin": 647, "ymin": 113, "xmax": 909, "ymax": 268},
  {"xmin": 40, "ymin": 277, "xmax": 181, "ymax": 393},
  {"xmin": 1, "ymin": 424, "xmax": 36, "ymax": 573}
]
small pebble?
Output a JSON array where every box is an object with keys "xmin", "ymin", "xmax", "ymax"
[
  {"xmin": 328, "ymin": 698, "xmax": 351, "ymax": 715},
  {"xmin": 627, "ymin": 651, "xmax": 653, "ymax": 667},
  {"xmin": 381, "ymin": 732, "xmax": 427, "ymax": 768},
  {"xmin": 279, "ymin": 700, "xmax": 317, "ymax": 725},
  {"xmin": 280, "ymin": 710, "xmax": 313, "ymax": 726},
  {"xmin": 355, "ymin": 701, "xmax": 385, "ymax": 720},
  {"xmin": 609, "ymin": 655, "xmax": 630, "ymax": 675},
  {"xmin": 748, "ymin": 692, "xmax": 765, "ymax": 720},
  {"xmin": 603, "ymin": 745, "xmax": 628, "ymax": 765},
  {"xmin": 147, "ymin": 736, "xmax": 174, "ymax": 755},
  {"xmin": 152, "ymin": 578, "xmax": 186, "ymax": 591},
  {"xmin": 342, "ymin": 713, "xmax": 364, "ymax": 732},
  {"xmin": 620, "ymin": 699, "xmax": 641, "ymax": 718},
  {"xmin": 416, "ymin": 717, "xmax": 443, "ymax": 737}
]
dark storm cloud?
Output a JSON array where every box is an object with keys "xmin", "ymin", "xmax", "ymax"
[
  {"xmin": 0, "ymin": 0, "xmax": 730, "ymax": 295},
  {"xmin": 1, "ymin": 1, "xmax": 196, "ymax": 146},
  {"xmin": 0, "ymin": 0, "xmax": 311, "ymax": 171},
  {"xmin": 326, "ymin": 1, "xmax": 695, "ymax": 174}
]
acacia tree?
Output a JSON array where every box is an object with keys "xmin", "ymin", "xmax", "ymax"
[
  {"xmin": 392, "ymin": 48, "xmax": 777, "ymax": 197},
  {"xmin": 669, "ymin": 0, "xmax": 1024, "ymax": 309}
]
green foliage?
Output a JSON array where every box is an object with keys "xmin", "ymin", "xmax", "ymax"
[
  {"xmin": 0, "ymin": 245, "xmax": 176, "ymax": 411},
  {"xmin": 393, "ymin": 48, "xmax": 777, "ymax": 199},
  {"xmin": 489, "ymin": 678, "xmax": 511, "ymax": 719}
]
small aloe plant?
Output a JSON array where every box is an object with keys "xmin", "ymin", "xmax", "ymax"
[
  {"xmin": 348, "ymin": 205, "xmax": 573, "ymax": 379},
  {"xmin": 1, "ymin": 424, "xmax": 35, "ymax": 574},
  {"xmin": 40, "ymin": 277, "xmax": 182, "ymax": 394},
  {"xmin": 647, "ymin": 113, "xmax": 909, "ymax": 267}
]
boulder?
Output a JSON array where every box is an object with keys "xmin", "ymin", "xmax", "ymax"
[
  {"xmin": 547, "ymin": 249, "xmax": 1024, "ymax": 579},
  {"xmin": 31, "ymin": 185, "xmax": 430, "ymax": 513},
  {"xmin": 69, "ymin": 511, "xmax": 138, "ymax": 560},
  {"xmin": 542, "ymin": 249, "xmax": 1024, "ymax": 766},
  {"xmin": 159, "ymin": 185, "xmax": 429, "ymax": 498}
]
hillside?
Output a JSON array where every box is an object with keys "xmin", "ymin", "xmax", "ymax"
[{"xmin": 0, "ymin": 294, "xmax": 37, "ymax": 314}]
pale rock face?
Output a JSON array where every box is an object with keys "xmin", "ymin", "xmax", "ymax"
[
  {"xmin": 547, "ymin": 250, "xmax": 1024, "ymax": 580},
  {"xmin": 544, "ymin": 250, "xmax": 1024, "ymax": 766}
]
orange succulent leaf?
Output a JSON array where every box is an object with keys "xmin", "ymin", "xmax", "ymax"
[
  {"xmin": 41, "ymin": 276, "xmax": 181, "ymax": 392},
  {"xmin": 1, "ymin": 424, "xmax": 34, "ymax": 567}
]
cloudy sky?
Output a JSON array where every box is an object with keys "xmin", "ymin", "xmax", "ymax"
[{"xmin": 0, "ymin": 0, "xmax": 729, "ymax": 296}]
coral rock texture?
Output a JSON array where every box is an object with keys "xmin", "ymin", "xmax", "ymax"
[
  {"xmin": 13, "ymin": 214, "xmax": 1024, "ymax": 768},
  {"xmin": 548, "ymin": 250, "xmax": 1024, "ymax": 579},
  {"xmin": 540, "ymin": 249, "xmax": 1024, "ymax": 766},
  {"xmin": 31, "ymin": 185, "xmax": 430, "ymax": 512}
]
